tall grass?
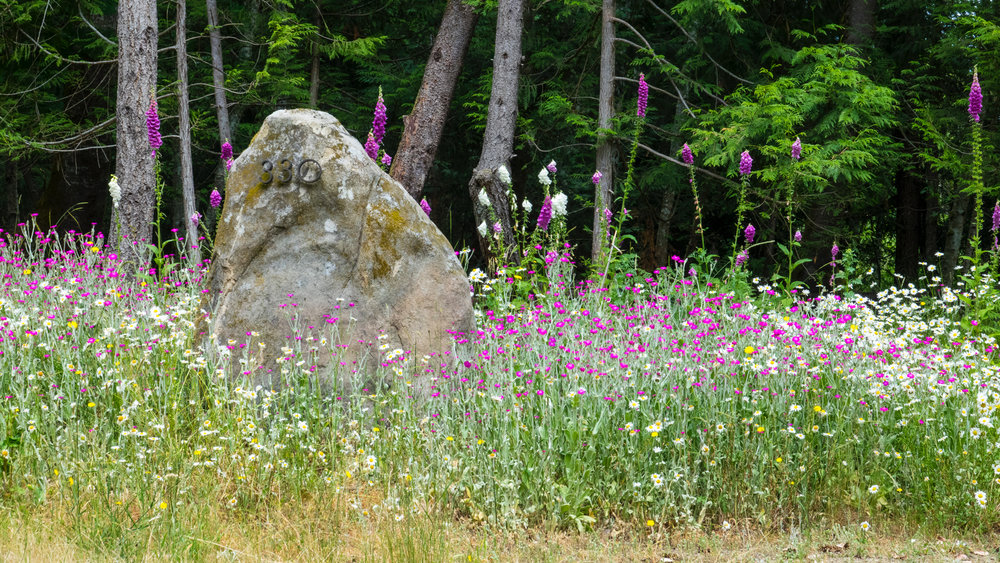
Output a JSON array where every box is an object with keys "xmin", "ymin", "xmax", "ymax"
[{"xmin": 0, "ymin": 215, "xmax": 997, "ymax": 562}]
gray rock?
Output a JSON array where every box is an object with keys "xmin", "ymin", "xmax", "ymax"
[{"xmin": 201, "ymin": 109, "xmax": 473, "ymax": 391}]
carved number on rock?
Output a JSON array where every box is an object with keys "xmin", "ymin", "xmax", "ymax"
[{"xmin": 260, "ymin": 158, "xmax": 323, "ymax": 185}]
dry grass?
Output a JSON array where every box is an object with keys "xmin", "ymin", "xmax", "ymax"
[{"xmin": 1, "ymin": 489, "xmax": 997, "ymax": 562}]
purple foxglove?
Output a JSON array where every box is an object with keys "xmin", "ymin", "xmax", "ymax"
[
  {"xmin": 364, "ymin": 131, "xmax": 379, "ymax": 161},
  {"xmin": 735, "ymin": 249, "xmax": 749, "ymax": 267},
  {"xmin": 791, "ymin": 137, "xmax": 802, "ymax": 160},
  {"xmin": 146, "ymin": 99, "xmax": 162, "ymax": 158},
  {"xmin": 592, "ymin": 170, "xmax": 603, "ymax": 185},
  {"xmin": 210, "ymin": 189, "xmax": 222, "ymax": 209},
  {"xmin": 992, "ymin": 200, "xmax": 999, "ymax": 233},
  {"xmin": 637, "ymin": 73, "xmax": 648, "ymax": 118},
  {"xmin": 537, "ymin": 195, "xmax": 553, "ymax": 232},
  {"xmin": 546, "ymin": 160, "xmax": 557, "ymax": 174},
  {"xmin": 831, "ymin": 243, "xmax": 839, "ymax": 259},
  {"xmin": 221, "ymin": 141, "xmax": 234, "ymax": 171},
  {"xmin": 381, "ymin": 153, "xmax": 392, "ymax": 167},
  {"xmin": 373, "ymin": 88, "xmax": 387, "ymax": 145},
  {"xmin": 739, "ymin": 150, "xmax": 753, "ymax": 176},
  {"xmin": 794, "ymin": 230, "xmax": 802, "ymax": 242},
  {"xmin": 744, "ymin": 223, "xmax": 755, "ymax": 244},
  {"xmin": 682, "ymin": 143, "xmax": 694, "ymax": 165},
  {"xmin": 970, "ymin": 69, "xmax": 983, "ymax": 123},
  {"xmin": 190, "ymin": 212, "xmax": 201, "ymax": 227},
  {"xmin": 420, "ymin": 198, "xmax": 431, "ymax": 216}
]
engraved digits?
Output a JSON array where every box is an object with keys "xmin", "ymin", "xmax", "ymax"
[
  {"xmin": 260, "ymin": 159, "xmax": 274, "ymax": 185},
  {"xmin": 277, "ymin": 159, "xmax": 293, "ymax": 184},
  {"xmin": 259, "ymin": 157, "xmax": 323, "ymax": 186},
  {"xmin": 297, "ymin": 159, "xmax": 322, "ymax": 184}
]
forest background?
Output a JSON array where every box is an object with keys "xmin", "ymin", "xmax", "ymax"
[{"xmin": 0, "ymin": 0, "xmax": 997, "ymax": 285}]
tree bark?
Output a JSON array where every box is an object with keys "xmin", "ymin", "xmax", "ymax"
[
  {"xmin": 653, "ymin": 191, "xmax": 677, "ymax": 266},
  {"xmin": 846, "ymin": 0, "xmax": 876, "ymax": 46},
  {"xmin": 942, "ymin": 192, "xmax": 969, "ymax": 285},
  {"xmin": 923, "ymin": 188, "xmax": 939, "ymax": 261},
  {"xmin": 5, "ymin": 163, "xmax": 17, "ymax": 229},
  {"xmin": 653, "ymin": 89, "xmax": 689, "ymax": 267},
  {"xmin": 309, "ymin": 6, "xmax": 321, "ymax": 109},
  {"xmin": 176, "ymin": 0, "xmax": 200, "ymax": 264},
  {"xmin": 206, "ymin": 0, "xmax": 232, "ymax": 144},
  {"xmin": 467, "ymin": 0, "xmax": 523, "ymax": 263},
  {"xmin": 113, "ymin": 0, "xmax": 158, "ymax": 263},
  {"xmin": 391, "ymin": 0, "xmax": 478, "ymax": 200},
  {"xmin": 592, "ymin": 0, "xmax": 615, "ymax": 262},
  {"xmin": 893, "ymin": 169, "xmax": 919, "ymax": 282}
]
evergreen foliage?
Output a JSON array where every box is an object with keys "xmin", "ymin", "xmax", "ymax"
[{"xmin": 0, "ymin": 0, "xmax": 994, "ymax": 284}]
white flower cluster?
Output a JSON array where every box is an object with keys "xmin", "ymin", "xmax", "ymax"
[
  {"xmin": 496, "ymin": 165, "xmax": 511, "ymax": 185},
  {"xmin": 108, "ymin": 175, "xmax": 121, "ymax": 208},
  {"xmin": 551, "ymin": 192, "xmax": 568, "ymax": 217}
]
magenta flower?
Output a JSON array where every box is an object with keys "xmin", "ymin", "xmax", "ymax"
[
  {"xmin": 739, "ymin": 150, "xmax": 753, "ymax": 176},
  {"xmin": 637, "ymin": 73, "xmax": 648, "ymax": 118},
  {"xmin": 210, "ymin": 189, "xmax": 222, "ymax": 209},
  {"xmin": 190, "ymin": 212, "xmax": 201, "ymax": 227},
  {"xmin": 373, "ymin": 89, "xmax": 387, "ymax": 145},
  {"xmin": 537, "ymin": 195, "xmax": 553, "ymax": 232},
  {"xmin": 146, "ymin": 99, "xmax": 162, "ymax": 158},
  {"xmin": 735, "ymin": 249, "xmax": 749, "ymax": 267},
  {"xmin": 420, "ymin": 198, "xmax": 431, "ymax": 216},
  {"xmin": 592, "ymin": 170, "xmax": 603, "ymax": 185},
  {"xmin": 546, "ymin": 160, "xmax": 557, "ymax": 174},
  {"xmin": 364, "ymin": 130, "xmax": 379, "ymax": 162},
  {"xmin": 831, "ymin": 243, "xmax": 840, "ymax": 259},
  {"xmin": 682, "ymin": 143, "xmax": 694, "ymax": 165},
  {"xmin": 381, "ymin": 153, "xmax": 392, "ymax": 167},
  {"xmin": 791, "ymin": 137, "xmax": 802, "ymax": 160},
  {"xmin": 744, "ymin": 223, "xmax": 755, "ymax": 244},
  {"xmin": 220, "ymin": 140, "xmax": 234, "ymax": 171},
  {"xmin": 992, "ymin": 200, "xmax": 999, "ymax": 233},
  {"xmin": 969, "ymin": 69, "xmax": 983, "ymax": 123},
  {"xmin": 794, "ymin": 230, "xmax": 802, "ymax": 242}
]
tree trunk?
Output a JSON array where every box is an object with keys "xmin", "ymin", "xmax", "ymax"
[
  {"xmin": 391, "ymin": 0, "xmax": 478, "ymax": 200},
  {"xmin": 176, "ymin": 0, "xmax": 200, "ymax": 264},
  {"xmin": 846, "ymin": 0, "xmax": 876, "ymax": 46},
  {"xmin": 113, "ymin": 0, "xmax": 158, "ymax": 263},
  {"xmin": 309, "ymin": 6, "xmax": 321, "ymax": 109},
  {"xmin": 893, "ymin": 169, "xmax": 919, "ymax": 282},
  {"xmin": 206, "ymin": 0, "xmax": 232, "ymax": 144},
  {"xmin": 5, "ymin": 163, "xmax": 17, "ymax": 229},
  {"xmin": 467, "ymin": 0, "xmax": 523, "ymax": 263},
  {"xmin": 942, "ymin": 192, "xmax": 969, "ymax": 285},
  {"xmin": 653, "ymin": 90, "xmax": 689, "ymax": 266},
  {"xmin": 653, "ymin": 191, "xmax": 677, "ymax": 266},
  {"xmin": 592, "ymin": 0, "xmax": 615, "ymax": 262},
  {"xmin": 923, "ymin": 188, "xmax": 939, "ymax": 261}
]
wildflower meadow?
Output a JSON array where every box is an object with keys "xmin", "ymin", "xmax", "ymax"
[{"xmin": 0, "ymin": 72, "xmax": 998, "ymax": 561}]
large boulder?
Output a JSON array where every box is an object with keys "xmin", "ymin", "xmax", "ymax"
[{"xmin": 202, "ymin": 109, "xmax": 473, "ymax": 390}]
